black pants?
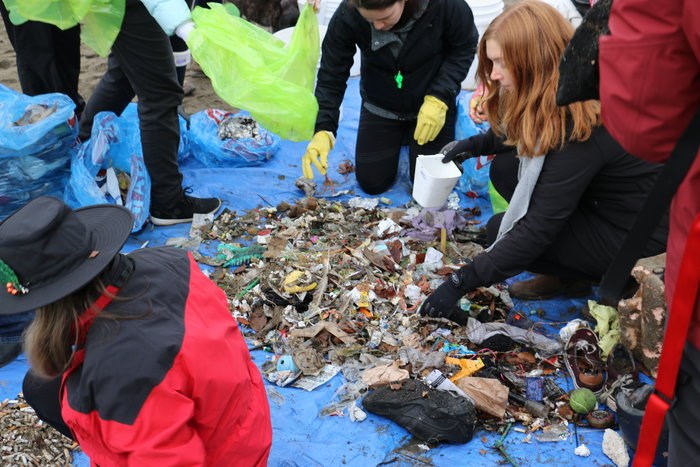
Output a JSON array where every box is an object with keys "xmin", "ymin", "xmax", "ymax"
[
  {"xmin": 78, "ymin": 0, "xmax": 184, "ymax": 212},
  {"xmin": 22, "ymin": 371, "xmax": 73, "ymax": 440},
  {"xmin": 486, "ymin": 151, "xmax": 604, "ymax": 280},
  {"xmin": 0, "ymin": 2, "xmax": 84, "ymax": 115},
  {"xmin": 354, "ymin": 105, "xmax": 457, "ymax": 195},
  {"xmin": 668, "ymin": 344, "xmax": 700, "ymax": 466}
]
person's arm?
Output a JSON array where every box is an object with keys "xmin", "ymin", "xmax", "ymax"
[
  {"xmin": 421, "ymin": 131, "xmax": 609, "ymax": 322},
  {"xmin": 314, "ymin": 4, "xmax": 358, "ymax": 135},
  {"xmin": 471, "ymin": 133, "xmax": 607, "ymax": 286},
  {"xmin": 425, "ymin": 0, "xmax": 479, "ymax": 106},
  {"xmin": 140, "ymin": 0, "xmax": 193, "ymax": 36},
  {"xmin": 441, "ymin": 128, "xmax": 513, "ymax": 163},
  {"xmin": 599, "ymin": 0, "xmax": 700, "ymax": 163}
]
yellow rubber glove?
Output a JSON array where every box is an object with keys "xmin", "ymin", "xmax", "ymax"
[
  {"xmin": 413, "ymin": 95, "xmax": 448, "ymax": 146},
  {"xmin": 302, "ymin": 130, "xmax": 335, "ymax": 179}
]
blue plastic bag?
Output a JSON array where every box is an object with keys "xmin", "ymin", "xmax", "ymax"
[
  {"xmin": 455, "ymin": 92, "xmax": 492, "ymax": 198},
  {"xmin": 188, "ymin": 109, "xmax": 280, "ymax": 168},
  {"xmin": 0, "ymin": 85, "xmax": 77, "ymax": 218},
  {"xmin": 64, "ymin": 110, "xmax": 151, "ymax": 232},
  {"xmin": 120, "ymin": 103, "xmax": 190, "ymax": 162}
]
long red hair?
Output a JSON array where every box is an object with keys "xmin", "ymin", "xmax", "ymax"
[{"xmin": 477, "ymin": 0, "xmax": 600, "ymax": 156}]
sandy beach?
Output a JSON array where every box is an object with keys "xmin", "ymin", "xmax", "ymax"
[{"xmin": 0, "ymin": 25, "xmax": 236, "ymax": 115}]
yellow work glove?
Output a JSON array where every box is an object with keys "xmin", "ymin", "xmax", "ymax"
[
  {"xmin": 302, "ymin": 130, "xmax": 335, "ymax": 179},
  {"xmin": 413, "ymin": 95, "xmax": 448, "ymax": 146}
]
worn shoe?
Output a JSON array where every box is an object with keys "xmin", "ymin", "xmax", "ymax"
[
  {"xmin": 601, "ymin": 343, "xmax": 640, "ymax": 411},
  {"xmin": 362, "ymin": 379, "xmax": 476, "ymax": 444},
  {"xmin": 509, "ymin": 274, "xmax": 592, "ymax": 300},
  {"xmin": 564, "ymin": 327, "xmax": 605, "ymax": 394},
  {"xmin": 150, "ymin": 191, "xmax": 221, "ymax": 226}
]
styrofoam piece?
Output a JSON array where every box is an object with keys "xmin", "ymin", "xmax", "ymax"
[{"xmin": 412, "ymin": 154, "xmax": 462, "ymax": 208}]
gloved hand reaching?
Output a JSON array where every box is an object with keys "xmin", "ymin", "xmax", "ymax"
[
  {"xmin": 440, "ymin": 137, "xmax": 477, "ymax": 164},
  {"xmin": 419, "ymin": 262, "xmax": 476, "ymax": 324},
  {"xmin": 413, "ymin": 95, "xmax": 448, "ymax": 146},
  {"xmin": 302, "ymin": 131, "xmax": 335, "ymax": 179}
]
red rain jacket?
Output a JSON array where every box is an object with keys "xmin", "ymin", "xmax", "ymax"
[
  {"xmin": 60, "ymin": 248, "xmax": 272, "ymax": 466},
  {"xmin": 599, "ymin": 0, "xmax": 700, "ymax": 349}
]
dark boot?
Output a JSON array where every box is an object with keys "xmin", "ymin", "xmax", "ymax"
[{"xmin": 509, "ymin": 274, "xmax": 592, "ymax": 300}]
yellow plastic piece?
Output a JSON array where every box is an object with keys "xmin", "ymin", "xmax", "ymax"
[
  {"xmin": 445, "ymin": 357, "xmax": 485, "ymax": 382},
  {"xmin": 283, "ymin": 271, "xmax": 318, "ymax": 294}
]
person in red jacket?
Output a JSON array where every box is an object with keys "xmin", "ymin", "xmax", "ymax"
[
  {"xmin": 599, "ymin": 0, "xmax": 700, "ymax": 464},
  {"xmin": 0, "ymin": 197, "xmax": 272, "ymax": 466}
]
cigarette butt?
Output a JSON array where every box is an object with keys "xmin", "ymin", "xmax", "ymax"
[{"xmin": 440, "ymin": 228, "xmax": 447, "ymax": 254}]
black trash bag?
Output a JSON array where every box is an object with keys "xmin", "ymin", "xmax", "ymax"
[{"xmin": 556, "ymin": 0, "xmax": 612, "ymax": 106}]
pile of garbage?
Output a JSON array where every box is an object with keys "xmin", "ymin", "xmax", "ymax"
[{"xmin": 181, "ymin": 193, "xmax": 655, "ymax": 466}]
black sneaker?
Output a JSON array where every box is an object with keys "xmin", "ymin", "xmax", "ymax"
[
  {"xmin": 362, "ymin": 379, "xmax": 476, "ymax": 444},
  {"xmin": 150, "ymin": 192, "xmax": 221, "ymax": 226}
]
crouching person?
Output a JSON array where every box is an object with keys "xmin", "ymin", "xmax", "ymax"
[
  {"xmin": 421, "ymin": 1, "xmax": 668, "ymax": 320},
  {"xmin": 0, "ymin": 197, "xmax": 271, "ymax": 466}
]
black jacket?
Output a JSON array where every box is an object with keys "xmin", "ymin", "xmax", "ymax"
[
  {"xmin": 314, "ymin": 0, "xmax": 478, "ymax": 134},
  {"xmin": 466, "ymin": 125, "xmax": 669, "ymax": 287}
]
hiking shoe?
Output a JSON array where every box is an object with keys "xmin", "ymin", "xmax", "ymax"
[
  {"xmin": 362, "ymin": 379, "xmax": 476, "ymax": 444},
  {"xmin": 150, "ymin": 191, "xmax": 221, "ymax": 226},
  {"xmin": 509, "ymin": 274, "xmax": 592, "ymax": 300},
  {"xmin": 601, "ymin": 343, "xmax": 640, "ymax": 411},
  {"xmin": 564, "ymin": 327, "xmax": 605, "ymax": 394}
]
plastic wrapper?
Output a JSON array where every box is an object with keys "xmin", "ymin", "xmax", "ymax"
[
  {"xmin": 188, "ymin": 109, "xmax": 280, "ymax": 167},
  {"xmin": 0, "ymin": 85, "xmax": 77, "ymax": 219},
  {"xmin": 187, "ymin": 3, "xmax": 319, "ymax": 141}
]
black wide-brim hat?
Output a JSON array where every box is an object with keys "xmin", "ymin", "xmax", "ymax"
[{"xmin": 0, "ymin": 197, "xmax": 133, "ymax": 315}]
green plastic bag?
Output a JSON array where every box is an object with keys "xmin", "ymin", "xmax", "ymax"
[
  {"xmin": 188, "ymin": 3, "xmax": 319, "ymax": 141},
  {"xmin": 3, "ymin": 0, "xmax": 123, "ymax": 57}
]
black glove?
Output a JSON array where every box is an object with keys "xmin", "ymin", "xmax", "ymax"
[
  {"xmin": 420, "ymin": 263, "xmax": 476, "ymax": 324},
  {"xmin": 441, "ymin": 138, "xmax": 476, "ymax": 164}
]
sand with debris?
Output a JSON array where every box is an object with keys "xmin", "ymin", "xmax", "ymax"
[{"xmin": 0, "ymin": 26, "xmax": 235, "ymax": 115}]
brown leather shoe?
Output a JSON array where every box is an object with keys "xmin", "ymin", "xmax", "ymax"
[
  {"xmin": 509, "ymin": 274, "xmax": 592, "ymax": 300},
  {"xmin": 564, "ymin": 327, "xmax": 605, "ymax": 394}
]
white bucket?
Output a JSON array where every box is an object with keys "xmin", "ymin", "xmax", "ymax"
[{"xmin": 412, "ymin": 154, "xmax": 462, "ymax": 208}]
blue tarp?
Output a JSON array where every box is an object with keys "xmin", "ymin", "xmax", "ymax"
[{"xmin": 0, "ymin": 78, "xmax": 631, "ymax": 466}]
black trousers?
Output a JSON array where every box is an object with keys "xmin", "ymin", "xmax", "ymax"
[
  {"xmin": 668, "ymin": 344, "xmax": 700, "ymax": 466},
  {"xmin": 22, "ymin": 371, "xmax": 73, "ymax": 440},
  {"xmin": 78, "ymin": 0, "xmax": 184, "ymax": 212},
  {"xmin": 0, "ymin": 2, "xmax": 84, "ymax": 115},
  {"xmin": 486, "ymin": 151, "xmax": 606, "ymax": 280},
  {"xmin": 354, "ymin": 105, "xmax": 457, "ymax": 195}
]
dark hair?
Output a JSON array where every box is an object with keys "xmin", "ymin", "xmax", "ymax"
[
  {"xmin": 349, "ymin": 0, "xmax": 418, "ymax": 28},
  {"xmin": 349, "ymin": 0, "xmax": 417, "ymax": 13},
  {"xmin": 348, "ymin": 0, "xmax": 403, "ymax": 9}
]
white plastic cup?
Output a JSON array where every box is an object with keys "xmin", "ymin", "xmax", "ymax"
[{"xmin": 412, "ymin": 154, "xmax": 462, "ymax": 208}]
